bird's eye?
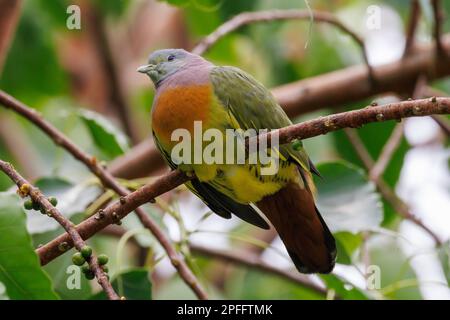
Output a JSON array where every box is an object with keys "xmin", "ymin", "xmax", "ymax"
[{"xmin": 167, "ymin": 55, "xmax": 175, "ymax": 62}]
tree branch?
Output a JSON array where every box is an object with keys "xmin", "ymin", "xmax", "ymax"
[
  {"xmin": 192, "ymin": 9, "xmax": 374, "ymax": 83},
  {"xmin": 403, "ymin": 0, "xmax": 421, "ymax": 57},
  {"xmin": 0, "ymin": 160, "xmax": 119, "ymax": 300},
  {"xmin": 369, "ymin": 122, "xmax": 404, "ymax": 181},
  {"xmin": 32, "ymin": 97, "xmax": 449, "ymax": 265},
  {"xmin": 431, "ymin": 0, "xmax": 445, "ymax": 56},
  {"xmin": 258, "ymin": 97, "xmax": 449, "ymax": 145},
  {"xmin": 0, "ymin": 90, "xmax": 208, "ymax": 300}
]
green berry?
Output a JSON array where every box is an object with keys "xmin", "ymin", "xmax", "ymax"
[
  {"xmin": 32, "ymin": 201, "xmax": 40, "ymax": 211},
  {"xmin": 48, "ymin": 196, "xmax": 58, "ymax": 207},
  {"xmin": 72, "ymin": 252, "xmax": 86, "ymax": 266},
  {"xmin": 24, "ymin": 199, "xmax": 33, "ymax": 210},
  {"xmin": 84, "ymin": 270, "xmax": 95, "ymax": 280},
  {"xmin": 101, "ymin": 265, "xmax": 109, "ymax": 273},
  {"xmin": 40, "ymin": 207, "xmax": 47, "ymax": 215},
  {"xmin": 80, "ymin": 245, "xmax": 92, "ymax": 259},
  {"xmin": 292, "ymin": 140, "xmax": 302, "ymax": 151},
  {"xmin": 97, "ymin": 254, "xmax": 109, "ymax": 266},
  {"xmin": 81, "ymin": 265, "xmax": 90, "ymax": 274}
]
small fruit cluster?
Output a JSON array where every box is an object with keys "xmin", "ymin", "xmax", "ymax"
[
  {"xmin": 72, "ymin": 246, "xmax": 109, "ymax": 280},
  {"xmin": 23, "ymin": 196, "xmax": 58, "ymax": 215}
]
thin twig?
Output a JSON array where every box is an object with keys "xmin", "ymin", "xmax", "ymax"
[
  {"xmin": 403, "ymin": 0, "xmax": 421, "ymax": 57},
  {"xmin": 0, "ymin": 160, "xmax": 120, "ymax": 300},
  {"xmin": 369, "ymin": 122, "xmax": 404, "ymax": 181},
  {"xmin": 343, "ymin": 129, "xmax": 442, "ymax": 245},
  {"xmin": 431, "ymin": 0, "xmax": 445, "ymax": 56},
  {"xmin": 192, "ymin": 9, "xmax": 374, "ymax": 84},
  {"xmin": 430, "ymin": 115, "xmax": 450, "ymax": 136},
  {"xmin": 31, "ymin": 97, "xmax": 450, "ymax": 265},
  {"xmin": 0, "ymin": 90, "xmax": 208, "ymax": 300}
]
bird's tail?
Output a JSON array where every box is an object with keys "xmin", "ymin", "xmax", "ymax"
[{"xmin": 256, "ymin": 180, "xmax": 336, "ymax": 274}]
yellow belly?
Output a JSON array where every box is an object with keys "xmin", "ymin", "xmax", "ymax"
[{"xmin": 152, "ymin": 85, "xmax": 299, "ymax": 204}]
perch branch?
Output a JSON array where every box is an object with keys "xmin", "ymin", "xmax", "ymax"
[
  {"xmin": 192, "ymin": 9, "xmax": 374, "ymax": 83},
  {"xmin": 0, "ymin": 160, "xmax": 119, "ymax": 300},
  {"xmin": 32, "ymin": 97, "xmax": 450, "ymax": 265},
  {"xmin": 0, "ymin": 90, "xmax": 208, "ymax": 300}
]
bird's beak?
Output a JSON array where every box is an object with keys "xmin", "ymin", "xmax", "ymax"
[{"xmin": 137, "ymin": 64, "xmax": 155, "ymax": 74}]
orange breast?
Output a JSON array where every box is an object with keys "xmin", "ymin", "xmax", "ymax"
[{"xmin": 152, "ymin": 84, "xmax": 212, "ymax": 144}]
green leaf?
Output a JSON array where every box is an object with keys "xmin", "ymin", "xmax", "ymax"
[
  {"xmin": 89, "ymin": 269, "xmax": 152, "ymax": 300},
  {"xmin": 320, "ymin": 274, "xmax": 369, "ymax": 300},
  {"xmin": 26, "ymin": 177, "xmax": 101, "ymax": 234},
  {"xmin": 79, "ymin": 110, "xmax": 129, "ymax": 159},
  {"xmin": 369, "ymin": 235, "xmax": 422, "ymax": 299},
  {"xmin": 315, "ymin": 161, "xmax": 383, "ymax": 233},
  {"xmin": 0, "ymin": 192, "xmax": 59, "ymax": 299},
  {"xmin": 334, "ymin": 232, "xmax": 363, "ymax": 265}
]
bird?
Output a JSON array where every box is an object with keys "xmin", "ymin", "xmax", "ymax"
[{"xmin": 138, "ymin": 49, "xmax": 336, "ymax": 274}]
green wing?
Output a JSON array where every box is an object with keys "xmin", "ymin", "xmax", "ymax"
[
  {"xmin": 210, "ymin": 66, "xmax": 313, "ymax": 172},
  {"xmin": 152, "ymin": 130, "xmax": 270, "ymax": 229}
]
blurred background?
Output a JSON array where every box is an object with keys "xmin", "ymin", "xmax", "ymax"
[{"xmin": 0, "ymin": 0, "xmax": 449, "ymax": 300}]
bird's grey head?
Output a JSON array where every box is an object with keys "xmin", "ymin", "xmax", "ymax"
[{"xmin": 137, "ymin": 49, "xmax": 202, "ymax": 86}]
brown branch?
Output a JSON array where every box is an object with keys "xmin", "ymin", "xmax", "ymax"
[
  {"xmin": 431, "ymin": 0, "xmax": 445, "ymax": 56},
  {"xmin": 192, "ymin": 9, "xmax": 374, "ymax": 83},
  {"xmin": 32, "ymin": 97, "xmax": 450, "ymax": 266},
  {"xmin": 109, "ymin": 140, "xmax": 167, "ymax": 179},
  {"xmin": 273, "ymin": 35, "xmax": 450, "ymax": 117},
  {"xmin": 259, "ymin": 97, "xmax": 449, "ymax": 145},
  {"xmin": 403, "ymin": 0, "xmax": 421, "ymax": 57},
  {"xmin": 0, "ymin": 90, "xmax": 208, "ymax": 300},
  {"xmin": 190, "ymin": 244, "xmax": 327, "ymax": 296},
  {"xmin": 36, "ymin": 169, "xmax": 189, "ymax": 262},
  {"xmin": 423, "ymin": 87, "xmax": 450, "ymax": 136},
  {"xmin": 343, "ymin": 129, "xmax": 442, "ymax": 245},
  {"xmin": 0, "ymin": 160, "xmax": 119, "ymax": 300}
]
